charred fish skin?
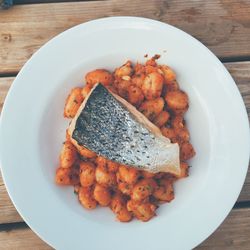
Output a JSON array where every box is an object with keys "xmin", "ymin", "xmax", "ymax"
[
  {"xmin": 72, "ymin": 84, "xmax": 151, "ymax": 165},
  {"xmin": 72, "ymin": 84, "xmax": 179, "ymax": 173}
]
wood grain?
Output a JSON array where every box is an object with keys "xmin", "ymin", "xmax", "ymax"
[
  {"xmin": 0, "ymin": 173, "xmax": 23, "ymax": 223},
  {"xmin": 0, "ymin": 185, "xmax": 23, "ymax": 224},
  {"xmin": 0, "ymin": 0, "xmax": 250, "ymax": 73},
  {"xmin": 0, "ymin": 77, "xmax": 13, "ymax": 113},
  {"xmin": 0, "ymin": 61, "xmax": 249, "ymax": 224},
  {"xmin": 0, "ymin": 172, "xmax": 21, "ymax": 224},
  {"xmin": 196, "ymin": 207, "xmax": 250, "ymax": 249},
  {"xmin": 226, "ymin": 62, "xmax": 250, "ymax": 115},
  {"xmin": 0, "ymin": 208, "xmax": 249, "ymax": 249},
  {"xmin": 0, "ymin": 226, "xmax": 52, "ymax": 249}
]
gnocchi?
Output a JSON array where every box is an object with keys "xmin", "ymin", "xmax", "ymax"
[
  {"xmin": 78, "ymin": 187, "xmax": 97, "ymax": 210},
  {"xmin": 85, "ymin": 69, "xmax": 113, "ymax": 87},
  {"xmin": 79, "ymin": 162, "xmax": 96, "ymax": 187},
  {"xmin": 56, "ymin": 55, "xmax": 195, "ymax": 222},
  {"xmin": 64, "ymin": 87, "xmax": 84, "ymax": 118},
  {"xmin": 59, "ymin": 141, "xmax": 77, "ymax": 168}
]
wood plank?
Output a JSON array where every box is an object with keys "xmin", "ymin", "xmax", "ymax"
[
  {"xmin": 196, "ymin": 208, "xmax": 250, "ymax": 249},
  {"xmin": 0, "ymin": 183, "xmax": 23, "ymax": 224},
  {"xmin": 0, "ymin": 170, "xmax": 23, "ymax": 223},
  {"xmin": 0, "ymin": 0, "xmax": 250, "ymax": 74},
  {"xmin": 226, "ymin": 62, "xmax": 250, "ymax": 114},
  {"xmin": 218, "ymin": 62, "xmax": 250, "ymax": 202},
  {"xmin": 0, "ymin": 77, "xmax": 13, "ymax": 113},
  {"xmin": 0, "ymin": 61, "xmax": 249, "ymax": 224},
  {"xmin": 0, "ymin": 225, "xmax": 52, "ymax": 249},
  {"xmin": 0, "ymin": 207, "xmax": 249, "ymax": 249},
  {"xmin": 0, "ymin": 77, "xmax": 22, "ymax": 224},
  {"xmin": 225, "ymin": 62, "xmax": 250, "ymax": 203},
  {"xmin": 0, "ymin": 169, "xmax": 21, "ymax": 224}
]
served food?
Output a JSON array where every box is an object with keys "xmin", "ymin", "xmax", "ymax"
[
  {"xmin": 55, "ymin": 55, "xmax": 195, "ymax": 222},
  {"xmin": 69, "ymin": 83, "xmax": 180, "ymax": 175}
]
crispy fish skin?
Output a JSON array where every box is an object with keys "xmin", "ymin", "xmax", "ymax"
[{"xmin": 69, "ymin": 84, "xmax": 180, "ymax": 175}]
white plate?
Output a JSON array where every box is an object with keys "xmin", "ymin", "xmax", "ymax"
[{"xmin": 0, "ymin": 17, "xmax": 249, "ymax": 250}]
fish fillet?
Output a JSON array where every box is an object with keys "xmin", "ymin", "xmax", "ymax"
[{"xmin": 68, "ymin": 83, "xmax": 180, "ymax": 175}]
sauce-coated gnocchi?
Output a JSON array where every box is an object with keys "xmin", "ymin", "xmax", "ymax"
[{"xmin": 56, "ymin": 56, "xmax": 195, "ymax": 222}]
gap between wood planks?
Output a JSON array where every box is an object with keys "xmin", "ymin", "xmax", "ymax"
[
  {"xmin": 221, "ymin": 56, "xmax": 250, "ymax": 63},
  {"xmin": 13, "ymin": 0, "xmax": 100, "ymax": 4},
  {"xmin": 234, "ymin": 201, "xmax": 250, "ymax": 209},
  {"xmin": 0, "ymin": 222, "xmax": 27, "ymax": 232}
]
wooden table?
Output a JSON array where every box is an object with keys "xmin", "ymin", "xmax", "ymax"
[{"xmin": 0, "ymin": 0, "xmax": 250, "ymax": 249}]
